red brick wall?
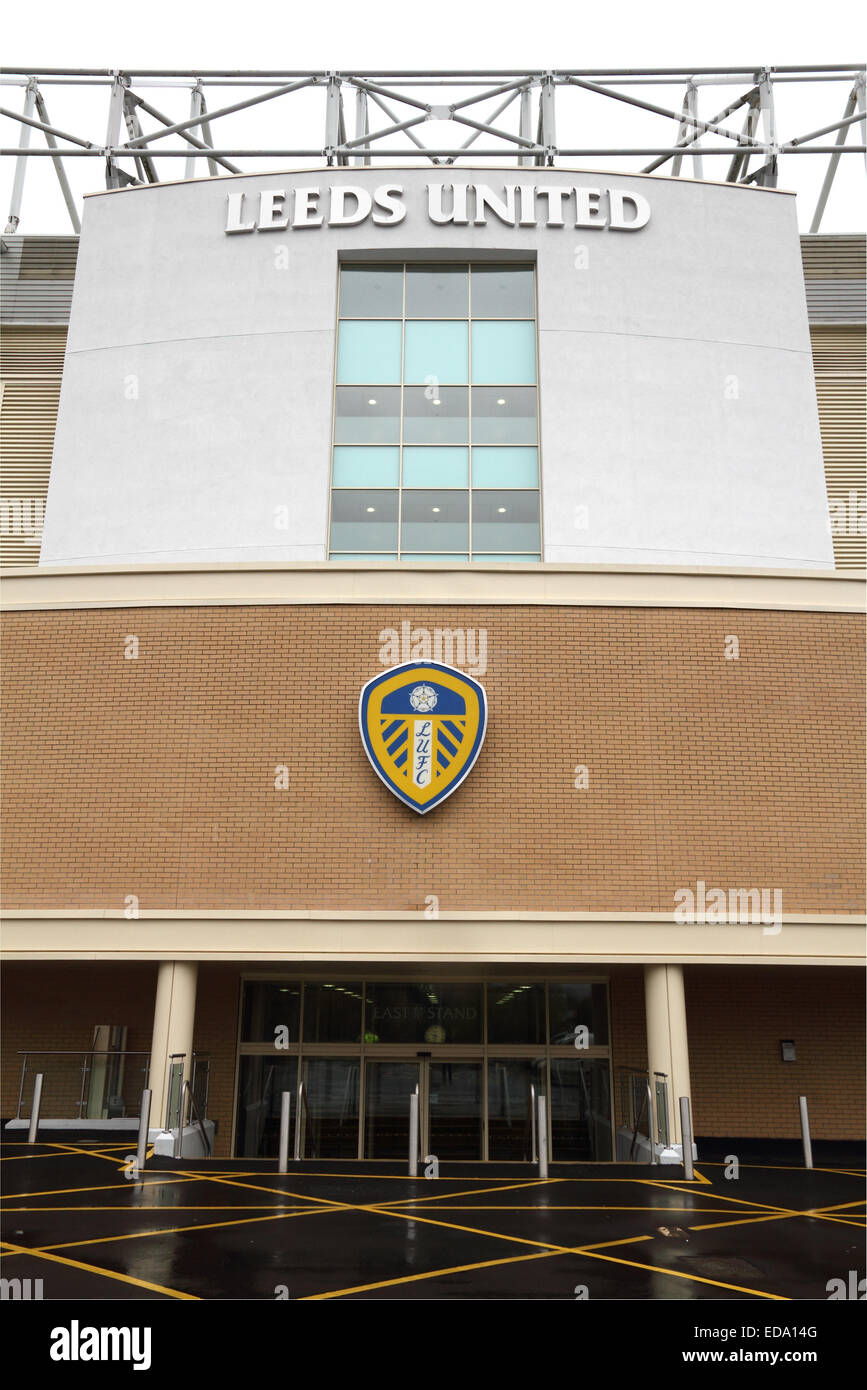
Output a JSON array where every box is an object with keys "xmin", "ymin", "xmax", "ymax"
[{"xmin": 1, "ymin": 604, "xmax": 864, "ymax": 912}]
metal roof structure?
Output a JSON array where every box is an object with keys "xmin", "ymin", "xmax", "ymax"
[{"xmin": 1, "ymin": 65, "xmax": 865, "ymax": 234}]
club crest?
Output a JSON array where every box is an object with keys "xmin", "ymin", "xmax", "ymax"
[{"xmin": 359, "ymin": 661, "xmax": 487, "ymax": 814}]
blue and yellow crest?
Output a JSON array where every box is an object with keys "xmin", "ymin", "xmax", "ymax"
[{"xmin": 359, "ymin": 661, "xmax": 487, "ymax": 814}]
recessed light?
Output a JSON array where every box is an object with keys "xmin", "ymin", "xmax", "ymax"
[
  {"xmin": 497, "ymin": 506, "xmax": 507, "ymax": 513},
  {"xmin": 432, "ymin": 507, "xmax": 441, "ymax": 513},
  {"xmin": 496, "ymin": 397, "xmax": 506, "ymax": 405},
  {"xmin": 366, "ymin": 506, "xmax": 376, "ymax": 513},
  {"xmin": 367, "ymin": 398, "xmax": 377, "ymax": 406},
  {"xmin": 432, "ymin": 398, "xmax": 442, "ymax": 406}
]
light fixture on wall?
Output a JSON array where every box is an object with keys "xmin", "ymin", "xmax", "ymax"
[{"xmin": 780, "ymin": 1040, "xmax": 797, "ymax": 1062}]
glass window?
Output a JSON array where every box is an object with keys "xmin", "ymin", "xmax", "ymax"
[
  {"xmin": 302, "ymin": 982, "xmax": 364, "ymax": 1043},
  {"xmin": 405, "ymin": 321, "xmax": 469, "ymax": 383},
  {"xmin": 472, "ymin": 491, "xmax": 540, "ymax": 552},
  {"xmin": 487, "ymin": 1059, "xmax": 546, "ymax": 1161},
  {"xmin": 473, "ymin": 553, "xmax": 541, "ymax": 562},
  {"xmin": 401, "ymin": 490, "xmax": 469, "ymax": 552},
  {"xmin": 550, "ymin": 1058, "xmax": 613, "ymax": 1160},
  {"xmin": 548, "ymin": 981, "xmax": 609, "ymax": 1046},
  {"xmin": 428, "ymin": 1062, "xmax": 483, "ymax": 1160},
  {"xmin": 330, "ymin": 264, "xmax": 540, "ymax": 561},
  {"xmin": 487, "ymin": 983, "xmax": 546, "ymax": 1044},
  {"xmin": 332, "ymin": 447, "xmax": 399, "ymax": 488},
  {"xmin": 403, "ymin": 387, "xmax": 468, "ymax": 444},
  {"xmin": 471, "ymin": 321, "xmax": 536, "ymax": 384},
  {"xmin": 334, "ymin": 387, "xmax": 401, "ymax": 444},
  {"xmin": 403, "ymin": 446, "xmax": 469, "ymax": 489},
  {"xmin": 336, "ymin": 320, "xmax": 401, "ymax": 384},
  {"xmin": 329, "ymin": 489, "xmax": 398, "ymax": 551},
  {"xmin": 401, "ymin": 553, "xmax": 469, "ymax": 561},
  {"xmin": 472, "ymin": 387, "xmax": 537, "ymax": 445},
  {"xmin": 241, "ymin": 981, "xmax": 301, "ymax": 1043},
  {"xmin": 330, "ymin": 552, "xmax": 397, "ymax": 560},
  {"xmin": 339, "ymin": 264, "xmax": 403, "ymax": 317},
  {"xmin": 405, "ymin": 264, "xmax": 468, "ymax": 318},
  {"xmin": 235, "ymin": 1055, "xmax": 298, "ymax": 1158},
  {"xmin": 364, "ymin": 982, "xmax": 483, "ymax": 1044},
  {"xmin": 472, "ymin": 447, "xmax": 538, "ymax": 489},
  {"xmin": 471, "ymin": 264, "xmax": 536, "ymax": 318},
  {"xmin": 301, "ymin": 1058, "xmax": 359, "ymax": 1158}
]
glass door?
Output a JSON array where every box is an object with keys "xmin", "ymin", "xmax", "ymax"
[
  {"xmin": 364, "ymin": 1060, "xmax": 421, "ymax": 1159},
  {"xmin": 428, "ymin": 1061, "xmax": 483, "ymax": 1160}
]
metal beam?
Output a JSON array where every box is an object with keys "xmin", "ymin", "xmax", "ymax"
[
  {"xmin": 809, "ymin": 82, "xmax": 859, "ymax": 232},
  {"xmin": 33, "ymin": 89, "xmax": 81, "ymax": 232},
  {"xmin": 4, "ymin": 77, "xmax": 36, "ymax": 232}
]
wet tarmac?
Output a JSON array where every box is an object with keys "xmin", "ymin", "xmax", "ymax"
[{"xmin": 2, "ymin": 1140, "xmax": 864, "ymax": 1301}]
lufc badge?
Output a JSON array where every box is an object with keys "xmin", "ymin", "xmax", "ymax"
[{"xmin": 359, "ymin": 661, "xmax": 487, "ymax": 814}]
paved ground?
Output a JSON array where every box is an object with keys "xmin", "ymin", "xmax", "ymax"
[{"xmin": 1, "ymin": 1140, "xmax": 864, "ymax": 1301}]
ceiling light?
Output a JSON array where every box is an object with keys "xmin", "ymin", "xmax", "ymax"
[
  {"xmin": 367, "ymin": 398, "xmax": 377, "ymax": 406},
  {"xmin": 366, "ymin": 506, "xmax": 376, "ymax": 513},
  {"xmin": 496, "ymin": 397, "xmax": 506, "ymax": 405},
  {"xmin": 432, "ymin": 398, "xmax": 442, "ymax": 406},
  {"xmin": 432, "ymin": 507, "xmax": 441, "ymax": 513},
  {"xmin": 497, "ymin": 506, "xmax": 507, "ymax": 513}
]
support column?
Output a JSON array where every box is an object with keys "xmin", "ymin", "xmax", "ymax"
[
  {"xmin": 148, "ymin": 962, "xmax": 198, "ymax": 1130},
  {"xmin": 644, "ymin": 964, "xmax": 692, "ymax": 1160}
]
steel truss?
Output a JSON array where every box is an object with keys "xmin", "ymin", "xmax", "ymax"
[{"xmin": 1, "ymin": 65, "xmax": 864, "ymax": 233}]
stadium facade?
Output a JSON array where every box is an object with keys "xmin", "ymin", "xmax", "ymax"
[{"xmin": 1, "ymin": 153, "xmax": 864, "ymax": 1164}]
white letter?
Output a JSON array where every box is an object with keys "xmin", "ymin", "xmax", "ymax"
[
  {"xmin": 609, "ymin": 189, "xmax": 651, "ymax": 231},
  {"xmin": 225, "ymin": 191, "xmax": 256, "ymax": 234},
  {"xmin": 373, "ymin": 185, "xmax": 406, "ymax": 224},
  {"xmin": 473, "ymin": 184, "xmax": 516, "ymax": 226},
  {"xmin": 50, "ymin": 1328, "xmax": 70, "ymax": 1362},
  {"xmin": 427, "ymin": 183, "xmax": 469, "ymax": 225},
  {"xmin": 534, "ymin": 186, "xmax": 570, "ymax": 227},
  {"xmin": 518, "ymin": 185, "xmax": 536, "ymax": 226},
  {"xmin": 329, "ymin": 186, "xmax": 373, "ymax": 226},
  {"xmin": 293, "ymin": 188, "xmax": 322, "ymax": 229},
  {"xmin": 575, "ymin": 188, "xmax": 607, "ymax": 228},
  {"xmin": 258, "ymin": 190, "xmax": 289, "ymax": 231}
]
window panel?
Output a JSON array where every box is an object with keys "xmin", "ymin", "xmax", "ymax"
[
  {"xmin": 473, "ymin": 553, "xmax": 541, "ymax": 561},
  {"xmin": 364, "ymin": 982, "xmax": 483, "ymax": 1044},
  {"xmin": 241, "ymin": 981, "xmax": 301, "ymax": 1043},
  {"xmin": 471, "ymin": 386, "xmax": 537, "ymax": 444},
  {"xmin": 332, "ymin": 447, "xmax": 399, "ymax": 488},
  {"xmin": 548, "ymin": 981, "xmax": 609, "ymax": 1046},
  {"xmin": 471, "ymin": 321, "xmax": 536, "ymax": 384},
  {"xmin": 330, "ymin": 553, "xmax": 397, "ymax": 560},
  {"xmin": 401, "ymin": 553, "xmax": 469, "ymax": 561},
  {"xmin": 302, "ymin": 982, "xmax": 363, "ymax": 1043},
  {"xmin": 470, "ymin": 264, "xmax": 535, "ymax": 318},
  {"xmin": 339, "ymin": 264, "xmax": 403, "ymax": 317},
  {"xmin": 403, "ymin": 446, "xmax": 469, "ymax": 488},
  {"xmin": 472, "ymin": 490, "xmax": 540, "ymax": 552},
  {"xmin": 472, "ymin": 447, "xmax": 538, "ymax": 489},
  {"xmin": 330, "ymin": 489, "xmax": 398, "ymax": 551},
  {"xmin": 403, "ymin": 386, "xmax": 468, "ymax": 443},
  {"xmin": 405, "ymin": 264, "xmax": 468, "ymax": 317},
  {"xmin": 334, "ymin": 387, "xmax": 400, "ymax": 443},
  {"xmin": 405, "ymin": 321, "xmax": 468, "ymax": 384},
  {"xmin": 401, "ymin": 490, "xmax": 469, "ymax": 552},
  {"xmin": 336, "ymin": 321, "xmax": 401, "ymax": 384},
  {"xmin": 487, "ymin": 983, "xmax": 546, "ymax": 1044}
]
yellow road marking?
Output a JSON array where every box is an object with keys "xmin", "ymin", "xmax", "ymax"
[
  {"xmin": 577, "ymin": 1247, "xmax": 789, "ymax": 1300},
  {"xmin": 1, "ymin": 1176, "xmax": 206, "ymax": 1201},
  {"xmin": 689, "ymin": 1197, "xmax": 867, "ymax": 1233},
  {"xmin": 375, "ymin": 1177, "xmax": 557, "ymax": 1207},
  {"xmin": 0, "ymin": 1240, "xmax": 199, "ymax": 1299},
  {"xmin": 302, "ymin": 1233, "xmax": 652, "ymax": 1300},
  {"xmin": 35, "ymin": 1206, "xmax": 334, "ymax": 1253}
]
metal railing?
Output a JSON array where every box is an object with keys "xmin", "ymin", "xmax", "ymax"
[
  {"xmin": 1, "ymin": 66, "xmax": 864, "ymax": 232},
  {"xmin": 617, "ymin": 1065, "xmax": 669, "ymax": 1164},
  {"xmin": 15, "ymin": 1049, "xmax": 210, "ymax": 1123}
]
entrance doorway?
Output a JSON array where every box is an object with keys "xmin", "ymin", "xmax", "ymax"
[{"xmin": 364, "ymin": 1058, "xmax": 484, "ymax": 1160}]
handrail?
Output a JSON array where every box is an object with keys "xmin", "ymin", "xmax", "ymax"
[{"xmin": 182, "ymin": 1079, "xmax": 212, "ymax": 1157}]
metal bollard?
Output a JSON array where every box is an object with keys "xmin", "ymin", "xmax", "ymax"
[
  {"xmin": 294, "ymin": 1082, "xmax": 304, "ymax": 1162},
  {"xmin": 537, "ymin": 1093, "xmax": 548, "ymax": 1179},
  {"xmin": 27, "ymin": 1073, "xmax": 44, "ymax": 1144},
  {"xmin": 408, "ymin": 1090, "xmax": 419, "ymax": 1177},
  {"xmin": 278, "ymin": 1092, "xmax": 292, "ymax": 1174},
  {"xmin": 679, "ymin": 1096, "xmax": 695, "ymax": 1180},
  {"xmin": 136, "ymin": 1089, "xmax": 152, "ymax": 1176},
  {"xmin": 799, "ymin": 1095, "xmax": 813, "ymax": 1170}
]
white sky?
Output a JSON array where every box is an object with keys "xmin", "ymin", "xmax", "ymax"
[{"xmin": 2, "ymin": 0, "xmax": 865, "ymax": 233}]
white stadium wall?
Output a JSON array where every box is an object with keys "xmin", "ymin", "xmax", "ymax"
[{"xmin": 40, "ymin": 166, "xmax": 834, "ymax": 568}]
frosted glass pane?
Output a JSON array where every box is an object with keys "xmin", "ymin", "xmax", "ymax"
[
  {"xmin": 470, "ymin": 265, "xmax": 535, "ymax": 318},
  {"xmin": 331, "ymin": 553, "xmax": 398, "ymax": 560},
  {"xmin": 403, "ymin": 447, "xmax": 469, "ymax": 488},
  {"xmin": 405, "ymin": 321, "xmax": 468, "ymax": 383},
  {"xmin": 406, "ymin": 265, "xmax": 468, "ymax": 317},
  {"xmin": 402, "ymin": 554, "xmax": 469, "ymax": 561},
  {"xmin": 339, "ymin": 265, "xmax": 403, "ymax": 317},
  {"xmin": 472, "ymin": 490, "xmax": 539, "ymax": 551},
  {"xmin": 471, "ymin": 321, "xmax": 536, "ymax": 384},
  {"xmin": 473, "ymin": 554, "xmax": 541, "ymax": 561},
  {"xmin": 330, "ymin": 489, "xmax": 398, "ymax": 550},
  {"xmin": 334, "ymin": 387, "xmax": 400, "ymax": 443},
  {"xmin": 472, "ymin": 387, "xmax": 537, "ymax": 444},
  {"xmin": 337, "ymin": 321, "xmax": 401, "ymax": 383},
  {"xmin": 403, "ymin": 387, "xmax": 468, "ymax": 443},
  {"xmin": 332, "ymin": 447, "xmax": 399, "ymax": 487},
  {"xmin": 401, "ymin": 490, "xmax": 469, "ymax": 551},
  {"xmin": 472, "ymin": 447, "xmax": 538, "ymax": 488}
]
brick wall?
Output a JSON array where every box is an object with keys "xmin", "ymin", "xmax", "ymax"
[{"xmin": 1, "ymin": 604, "xmax": 864, "ymax": 911}]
